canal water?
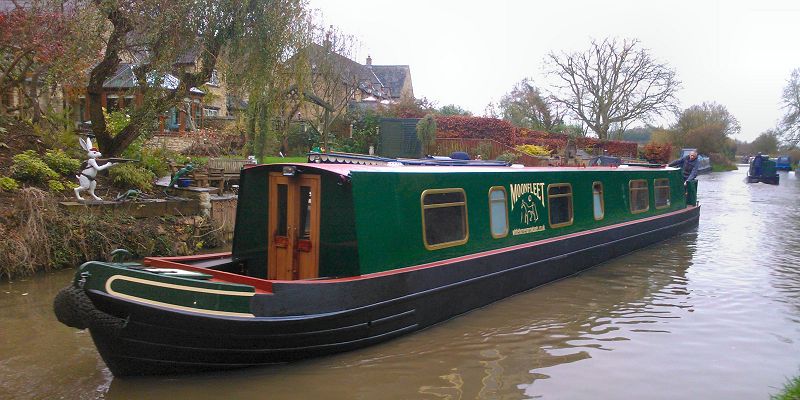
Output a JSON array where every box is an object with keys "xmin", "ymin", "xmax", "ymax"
[{"xmin": 2, "ymin": 166, "xmax": 799, "ymax": 399}]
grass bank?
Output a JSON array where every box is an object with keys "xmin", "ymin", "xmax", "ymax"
[
  {"xmin": 261, "ymin": 156, "xmax": 307, "ymax": 164},
  {"xmin": 0, "ymin": 188, "xmax": 223, "ymax": 280},
  {"xmin": 772, "ymin": 374, "xmax": 800, "ymax": 400},
  {"xmin": 712, "ymin": 163, "xmax": 738, "ymax": 172}
]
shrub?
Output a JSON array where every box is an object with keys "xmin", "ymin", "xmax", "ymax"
[
  {"xmin": 104, "ymin": 109, "xmax": 130, "ymax": 137},
  {"xmin": 43, "ymin": 149, "xmax": 81, "ymax": 176},
  {"xmin": 0, "ymin": 176, "xmax": 19, "ymax": 191},
  {"xmin": 11, "ymin": 150, "xmax": 59, "ymax": 183},
  {"xmin": 643, "ymin": 142, "xmax": 673, "ymax": 164},
  {"xmin": 515, "ymin": 144, "xmax": 551, "ymax": 156},
  {"xmin": 47, "ymin": 179, "xmax": 65, "ymax": 192},
  {"xmin": 183, "ymin": 128, "xmax": 247, "ymax": 157},
  {"xmin": 138, "ymin": 148, "xmax": 172, "ymax": 178},
  {"xmin": 108, "ymin": 164, "xmax": 156, "ymax": 192},
  {"xmin": 496, "ymin": 152, "xmax": 520, "ymax": 163},
  {"xmin": 416, "ymin": 114, "xmax": 438, "ymax": 156}
]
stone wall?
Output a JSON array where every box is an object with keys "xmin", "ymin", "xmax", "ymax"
[{"xmin": 146, "ymin": 134, "xmax": 194, "ymax": 152}]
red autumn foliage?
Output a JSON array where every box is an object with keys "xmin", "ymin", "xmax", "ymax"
[
  {"xmin": 643, "ymin": 142, "xmax": 673, "ymax": 164},
  {"xmin": 0, "ymin": 8, "xmax": 69, "ymax": 69},
  {"xmin": 434, "ymin": 115, "xmax": 639, "ymax": 157},
  {"xmin": 436, "ymin": 116, "xmax": 517, "ymax": 144}
]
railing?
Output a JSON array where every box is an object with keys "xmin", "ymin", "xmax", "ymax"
[
  {"xmin": 207, "ymin": 158, "xmax": 257, "ymax": 179},
  {"xmin": 434, "ymin": 138, "xmax": 548, "ymax": 166}
]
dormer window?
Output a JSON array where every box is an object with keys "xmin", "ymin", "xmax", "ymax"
[{"xmin": 206, "ymin": 69, "xmax": 220, "ymax": 87}]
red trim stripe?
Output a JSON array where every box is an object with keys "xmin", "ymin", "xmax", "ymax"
[
  {"xmin": 143, "ymin": 257, "xmax": 273, "ymax": 293},
  {"xmin": 284, "ymin": 205, "xmax": 699, "ymax": 284},
  {"xmin": 144, "ymin": 206, "xmax": 697, "ymax": 289}
]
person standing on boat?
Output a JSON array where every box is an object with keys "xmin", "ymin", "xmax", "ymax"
[
  {"xmin": 752, "ymin": 152, "xmax": 764, "ymax": 176},
  {"xmin": 668, "ymin": 150, "xmax": 700, "ymax": 184}
]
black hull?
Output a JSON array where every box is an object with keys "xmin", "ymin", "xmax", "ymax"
[
  {"xmin": 746, "ymin": 175, "xmax": 779, "ymax": 185},
  {"xmin": 86, "ymin": 206, "xmax": 700, "ymax": 376}
]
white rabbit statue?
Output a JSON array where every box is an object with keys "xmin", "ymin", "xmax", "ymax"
[{"xmin": 74, "ymin": 135, "xmax": 115, "ymax": 201}]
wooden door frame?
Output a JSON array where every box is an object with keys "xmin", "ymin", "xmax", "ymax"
[{"xmin": 267, "ymin": 172, "xmax": 321, "ymax": 280}]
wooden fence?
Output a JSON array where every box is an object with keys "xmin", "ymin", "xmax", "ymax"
[{"xmin": 434, "ymin": 138, "xmax": 548, "ymax": 166}]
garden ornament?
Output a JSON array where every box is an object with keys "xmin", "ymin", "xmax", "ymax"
[
  {"xmin": 165, "ymin": 163, "xmax": 194, "ymax": 195},
  {"xmin": 115, "ymin": 189, "xmax": 143, "ymax": 202},
  {"xmin": 74, "ymin": 135, "xmax": 116, "ymax": 201}
]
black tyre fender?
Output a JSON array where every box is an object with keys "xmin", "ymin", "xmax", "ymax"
[{"xmin": 53, "ymin": 285, "xmax": 127, "ymax": 333}]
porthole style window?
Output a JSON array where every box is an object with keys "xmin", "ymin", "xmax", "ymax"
[
  {"xmin": 654, "ymin": 178, "xmax": 671, "ymax": 209},
  {"xmin": 592, "ymin": 181, "xmax": 604, "ymax": 220},
  {"xmin": 629, "ymin": 180, "xmax": 649, "ymax": 213},
  {"xmin": 488, "ymin": 187, "xmax": 509, "ymax": 238},
  {"xmin": 421, "ymin": 189, "xmax": 469, "ymax": 250},
  {"xmin": 548, "ymin": 183, "xmax": 573, "ymax": 228}
]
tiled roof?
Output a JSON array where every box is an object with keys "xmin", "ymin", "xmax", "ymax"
[
  {"xmin": 102, "ymin": 63, "xmax": 204, "ymax": 94},
  {"xmin": 301, "ymin": 43, "xmax": 390, "ymax": 99},
  {"xmin": 371, "ymin": 65, "xmax": 412, "ymax": 99}
]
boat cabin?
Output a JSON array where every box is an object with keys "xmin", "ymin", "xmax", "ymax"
[{"xmin": 231, "ymin": 163, "xmax": 689, "ymax": 281}]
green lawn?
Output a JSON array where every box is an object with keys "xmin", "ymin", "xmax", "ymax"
[{"xmin": 260, "ymin": 156, "xmax": 307, "ymax": 164}]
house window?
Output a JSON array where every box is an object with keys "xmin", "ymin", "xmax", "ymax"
[
  {"xmin": 207, "ymin": 69, "xmax": 220, "ymax": 86},
  {"xmin": 421, "ymin": 189, "xmax": 468, "ymax": 250},
  {"xmin": 548, "ymin": 183, "xmax": 573, "ymax": 228},
  {"xmin": 629, "ymin": 180, "xmax": 649, "ymax": 213},
  {"xmin": 592, "ymin": 181, "xmax": 604, "ymax": 220},
  {"xmin": 654, "ymin": 178, "xmax": 670, "ymax": 209},
  {"xmin": 123, "ymin": 96, "xmax": 135, "ymax": 110},
  {"xmin": 167, "ymin": 107, "xmax": 179, "ymax": 131},
  {"xmin": 488, "ymin": 186, "xmax": 508, "ymax": 238},
  {"xmin": 204, "ymin": 107, "xmax": 219, "ymax": 117},
  {"xmin": 105, "ymin": 95, "xmax": 120, "ymax": 112}
]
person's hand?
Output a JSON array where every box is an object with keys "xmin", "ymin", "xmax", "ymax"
[{"xmin": 684, "ymin": 181, "xmax": 687, "ymax": 186}]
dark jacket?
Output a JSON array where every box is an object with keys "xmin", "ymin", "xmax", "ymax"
[{"xmin": 668, "ymin": 155, "xmax": 700, "ymax": 181}]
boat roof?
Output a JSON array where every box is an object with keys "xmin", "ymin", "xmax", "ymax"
[{"xmin": 259, "ymin": 163, "xmax": 677, "ymax": 178}]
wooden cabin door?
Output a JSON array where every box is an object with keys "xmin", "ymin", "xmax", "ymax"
[{"xmin": 268, "ymin": 173, "xmax": 321, "ymax": 280}]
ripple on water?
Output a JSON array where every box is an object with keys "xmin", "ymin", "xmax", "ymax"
[{"xmin": 3, "ymin": 169, "xmax": 800, "ymax": 400}]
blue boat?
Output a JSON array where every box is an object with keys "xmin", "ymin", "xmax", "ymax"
[{"xmin": 775, "ymin": 156, "xmax": 792, "ymax": 171}]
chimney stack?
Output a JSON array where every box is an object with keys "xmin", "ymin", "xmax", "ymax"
[{"xmin": 366, "ymin": 55, "xmax": 372, "ymax": 67}]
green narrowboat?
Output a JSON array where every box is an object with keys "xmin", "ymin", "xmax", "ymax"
[
  {"xmin": 747, "ymin": 154, "xmax": 780, "ymax": 184},
  {"xmin": 54, "ymin": 155, "xmax": 700, "ymax": 376}
]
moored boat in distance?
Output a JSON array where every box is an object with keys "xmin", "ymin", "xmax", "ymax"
[
  {"xmin": 775, "ymin": 156, "xmax": 792, "ymax": 171},
  {"xmin": 54, "ymin": 152, "xmax": 701, "ymax": 376},
  {"xmin": 746, "ymin": 154, "xmax": 780, "ymax": 185}
]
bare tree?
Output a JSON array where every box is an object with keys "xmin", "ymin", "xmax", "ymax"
[
  {"xmin": 546, "ymin": 38, "xmax": 680, "ymax": 140},
  {"xmin": 780, "ymin": 68, "xmax": 800, "ymax": 147},
  {"xmin": 289, "ymin": 26, "xmax": 363, "ymax": 151}
]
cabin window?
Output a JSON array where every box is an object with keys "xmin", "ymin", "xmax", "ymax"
[
  {"xmin": 592, "ymin": 181, "xmax": 604, "ymax": 220},
  {"xmin": 276, "ymin": 184, "xmax": 288, "ymax": 236},
  {"xmin": 421, "ymin": 189, "xmax": 469, "ymax": 250},
  {"xmin": 299, "ymin": 186, "xmax": 312, "ymax": 239},
  {"xmin": 654, "ymin": 178, "xmax": 670, "ymax": 209},
  {"xmin": 547, "ymin": 184, "xmax": 573, "ymax": 228},
  {"xmin": 488, "ymin": 186, "xmax": 508, "ymax": 238},
  {"xmin": 629, "ymin": 180, "xmax": 649, "ymax": 213}
]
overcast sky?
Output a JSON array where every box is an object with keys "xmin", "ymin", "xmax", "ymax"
[{"xmin": 309, "ymin": 0, "xmax": 800, "ymax": 141}]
